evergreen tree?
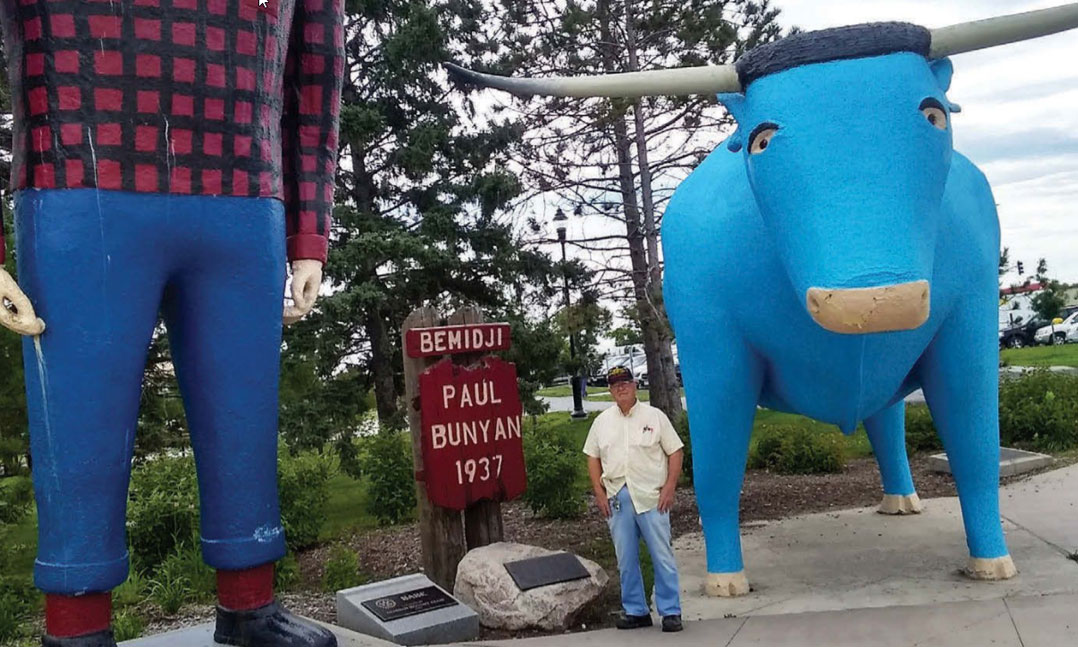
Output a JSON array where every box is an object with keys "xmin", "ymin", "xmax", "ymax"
[
  {"xmin": 284, "ymin": 0, "xmax": 562, "ymax": 437},
  {"xmin": 461, "ymin": 0, "xmax": 784, "ymax": 418}
]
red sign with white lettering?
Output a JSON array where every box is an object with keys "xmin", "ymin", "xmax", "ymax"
[
  {"xmin": 406, "ymin": 323, "xmax": 512, "ymax": 358},
  {"xmin": 418, "ymin": 356, "xmax": 526, "ymax": 510}
]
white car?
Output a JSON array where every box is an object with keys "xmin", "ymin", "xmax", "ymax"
[{"xmin": 1034, "ymin": 312, "xmax": 1078, "ymax": 345}]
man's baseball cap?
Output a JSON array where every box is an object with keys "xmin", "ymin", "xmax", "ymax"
[{"xmin": 607, "ymin": 365, "xmax": 635, "ymax": 385}]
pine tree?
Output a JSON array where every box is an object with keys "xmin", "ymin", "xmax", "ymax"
[
  {"xmin": 463, "ymin": 0, "xmax": 784, "ymax": 418},
  {"xmin": 283, "ymin": 0, "xmax": 562, "ymax": 437}
]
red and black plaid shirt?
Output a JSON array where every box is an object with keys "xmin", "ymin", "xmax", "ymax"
[{"xmin": 0, "ymin": 0, "xmax": 344, "ymax": 264}]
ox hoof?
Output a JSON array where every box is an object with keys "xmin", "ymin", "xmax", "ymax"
[
  {"xmin": 706, "ymin": 571, "xmax": 750, "ymax": 597},
  {"xmin": 965, "ymin": 555, "xmax": 1017, "ymax": 580},
  {"xmin": 878, "ymin": 493, "xmax": 923, "ymax": 515}
]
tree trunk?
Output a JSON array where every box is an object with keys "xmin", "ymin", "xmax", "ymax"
[
  {"xmin": 366, "ymin": 305, "xmax": 401, "ymax": 428},
  {"xmin": 347, "ymin": 130, "xmax": 401, "ymax": 427},
  {"xmin": 596, "ymin": 0, "xmax": 683, "ymax": 420}
]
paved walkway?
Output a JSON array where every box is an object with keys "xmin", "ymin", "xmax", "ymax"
[
  {"xmin": 482, "ymin": 463, "xmax": 1078, "ymax": 646},
  {"xmin": 478, "ymin": 593, "xmax": 1076, "ymax": 646},
  {"xmin": 129, "ymin": 465, "xmax": 1078, "ymax": 647}
]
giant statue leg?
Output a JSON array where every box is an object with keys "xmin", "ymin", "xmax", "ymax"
[
  {"xmin": 676, "ymin": 320, "xmax": 762, "ymax": 597},
  {"xmin": 864, "ymin": 401, "xmax": 923, "ymax": 514},
  {"xmin": 161, "ymin": 196, "xmax": 335, "ymax": 647},
  {"xmin": 919, "ymin": 289, "xmax": 1015, "ymax": 580},
  {"xmin": 17, "ymin": 189, "xmax": 167, "ymax": 641}
]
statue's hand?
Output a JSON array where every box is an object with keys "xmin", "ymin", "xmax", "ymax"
[
  {"xmin": 0, "ymin": 267, "xmax": 45, "ymax": 336},
  {"xmin": 283, "ymin": 259, "xmax": 323, "ymax": 325}
]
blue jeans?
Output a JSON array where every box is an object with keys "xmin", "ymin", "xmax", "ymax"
[
  {"xmin": 607, "ymin": 486, "xmax": 681, "ymax": 617},
  {"xmin": 17, "ymin": 189, "xmax": 288, "ymax": 594}
]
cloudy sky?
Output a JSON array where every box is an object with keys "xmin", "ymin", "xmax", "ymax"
[{"xmin": 777, "ymin": 0, "xmax": 1078, "ymax": 283}]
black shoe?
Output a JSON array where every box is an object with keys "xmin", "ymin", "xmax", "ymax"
[
  {"xmin": 662, "ymin": 615, "xmax": 684, "ymax": 632},
  {"xmin": 615, "ymin": 612, "xmax": 654, "ymax": 629},
  {"xmin": 42, "ymin": 630, "xmax": 116, "ymax": 647},
  {"xmin": 214, "ymin": 600, "xmax": 337, "ymax": 647}
]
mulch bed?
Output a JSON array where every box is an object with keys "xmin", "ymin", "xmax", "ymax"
[{"xmin": 149, "ymin": 454, "xmax": 1056, "ymax": 637}]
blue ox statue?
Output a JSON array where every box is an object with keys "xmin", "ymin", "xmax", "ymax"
[{"xmin": 447, "ymin": 4, "xmax": 1078, "ymax": 596}]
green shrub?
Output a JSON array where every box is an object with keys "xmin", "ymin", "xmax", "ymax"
[
  {"xmin": 361, "ymin": 430, "xmax": 415, "ymax": 526},
  {"xmin": 148, "ymin": 545, "xmax": 213, "ymax": 614},
  {"xmin": 750, "ymin": 430, "xmax": 785, "ymax": 469},
  {"xmin": 113, "ymin": 609, "xmax": 145, "ymax": 642},
  {"xmin": 999, "ymin": 370, "xmax": 1078, "ymax": 452},
  {"xmin": 154, "ymin": 545, "xmax": 215, "ymax": 602},
  {"xmin": 748, "ymin": 426, "xmax": 845, "ymax": 474},
  {"xmin": 904, "ymin": 405, "xmax": 942, "ymax": 453},
  {"xmin": 127, "ymin": 455, "xmax": 200, "ymax": 572},
  {"xmin": 113, "ymin": 571, "xmax": 147, "ymax": 609},
  {"xmin": 278, "ymin": 451, "xmax": 332, "ymax": 549},
  {"xmin": 322, "ymin": 545, "xmax": 365, "ymax": 593},
  {"xmin": 275, "ymin": 552, "xmax": 300, "ymax": 592},
  {"xmin": 0, "ymin": 477, "xmax": 33, "ymax": 524},
  {"xmin": 0, "ymin": 576, "xmax": 35, "ymax": 645},
  {"xmin": 149, "ymin": 567, "xmax": 191, "ymax": 616},
  {"xmin": 673, "ymin": 413, "xmax": 693, "ymax": 485},
  {"xmin": 522, "ymin": 430, "xmax": 585, "ymax": 519}
]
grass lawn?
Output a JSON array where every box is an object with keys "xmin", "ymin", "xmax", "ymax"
[
  {"xmin": 1001, "ymin": 344, "xmax": 1078, "ymax": 368},
  {"xmin": 0, "ymin": 476, "xmax": 38, "ymax": 580},
  {"xmin": 319, "ymin": 472, "xmax": 380, "ymax": 541},
  {"xmin": 529, "ymin": 405, "xmax": 874, "ymax": 475}
]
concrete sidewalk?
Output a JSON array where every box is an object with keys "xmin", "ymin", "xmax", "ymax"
[
  {"xmin": 482, "ymin": 463, "xmax": 1078, "ymax": 646},
  {"xmin": 131, "ymin": 464, "xmax": 1078, "ymax": 646},
  {"xmin": 478, "ymin": 593, "xmax": 1076, "ymax": 646}
]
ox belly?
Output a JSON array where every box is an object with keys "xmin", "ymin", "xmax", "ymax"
[{"xmin": 752, "ymin": 327, "xmax": 933, "ymax": 433}]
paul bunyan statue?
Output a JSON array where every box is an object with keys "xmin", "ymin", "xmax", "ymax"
[
  {"xmin": 449, "ymin": 4, "xmax": 1078, "ymax": 597},
  {"xmin": 0, "ymin": 1, "xmax": 344, "ymax": 646}
]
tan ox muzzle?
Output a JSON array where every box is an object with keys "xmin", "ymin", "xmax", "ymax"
[{"xmin": 806, "ymin": 280, "xmax": 930, "ymax": 334}]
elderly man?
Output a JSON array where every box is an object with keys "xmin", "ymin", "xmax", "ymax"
[{"xmin": 583, "ymin": 365, "xmax": 684, "ymax": 632}]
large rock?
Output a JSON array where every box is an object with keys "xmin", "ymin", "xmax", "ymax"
[{"xmin": 453, "ymin": 542, "xmax": 608, "ymax": 631}]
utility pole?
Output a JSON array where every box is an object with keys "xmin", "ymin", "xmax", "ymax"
[{"xmin": 554, "ymin": 209, "xmax": 588, "ymax": 419}]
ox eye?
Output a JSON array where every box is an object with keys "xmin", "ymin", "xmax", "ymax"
[
  {"xmin": 920, "ymin": 98, "xmax": 948, "ymax": 131},
  {"xmin": 749, "ymin": 123, "xmax": 779, "ymax": 154}
]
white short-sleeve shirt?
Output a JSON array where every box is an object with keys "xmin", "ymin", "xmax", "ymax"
[{"xmin": 582, "ymin": 400, "xmax": 684, "ymax": 514}]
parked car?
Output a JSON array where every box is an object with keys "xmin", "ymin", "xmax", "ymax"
[
  {"xmin": 999, "ymin": 317, "xmax": 1048, "ymax": 349},
  {"xmin": 1034, "ymin": 311, "xmax": 1078, "ymax": 345}
]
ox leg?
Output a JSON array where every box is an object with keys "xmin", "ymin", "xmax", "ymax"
[
  {"xmin": 919, "ymin": 302, "xmax": 1015, "ymax": 580},
  {"xmin": 677, "ymin": 324, "xmax": 762, "ymax": 597},
  {"xmin": 864, "ymin": 401, "xmax": 922, "ymax": 515}
]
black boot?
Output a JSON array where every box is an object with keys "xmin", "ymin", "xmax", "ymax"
[
  {"xmin": 662, "ymin": 615, "xmax": 684, "ymax": 632},
  {"xmin": 42, "ymin": 630, "xmax": 117, "ymax": 647},
  {"xmin": 215, "ymin": 601, "xmax": 337, "ymax": 647},
  {"xmin": 615, "ymin": 612, "xmax": 654, "ymax": 629}
]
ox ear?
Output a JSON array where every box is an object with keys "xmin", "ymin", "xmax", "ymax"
[
  {"xmin": 930, "ymin": 58, "xmax": 954, "ymax": 92},
  {"xmin": 717, "ymin": 92, "xmax": 747, "ymax": 121},
  {"xmin": 717, "ymin": 92, "xmax": 747, "ymax": 152}
]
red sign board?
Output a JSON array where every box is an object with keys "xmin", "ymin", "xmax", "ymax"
[
  {"xmin": 418, "ymin": 356, "xmax": 526, "ymax": 510},
  {"xmin": 406, "ymin": 323, "xmax": 511, "ymax": 358}
]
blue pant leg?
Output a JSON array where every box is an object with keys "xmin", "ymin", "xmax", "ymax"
[
  {"xmin": 608, "ymin": 487, "xmax": 648, "ymax": 616},
  {"xmin": 636, "ymin": 507, "xmax": 681, "ymax": 616},
  {"xmin": 864, "ymin": 401, "xmax": 916, "ymax": 496},
  {"xmin": 161, "ymin": 196, "xmax": 287, "ymax": 570},
  {"xmin": 16, "ymin": 189, "xmax": 166, "ymax": 594}
]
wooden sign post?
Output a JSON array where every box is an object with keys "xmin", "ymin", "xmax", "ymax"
[{"xmin": 402, "ymin": 306, "xmax": 526, "ymax": 591}]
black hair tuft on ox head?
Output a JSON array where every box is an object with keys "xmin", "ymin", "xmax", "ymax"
[{"xmin": 736, "ymin": 22, "xmax": 932, "ymax": 89}]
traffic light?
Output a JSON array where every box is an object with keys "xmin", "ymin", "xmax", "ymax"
[{"xmin": 1017, "ymin": 261, "xmax": 1024, "ymax": 275}]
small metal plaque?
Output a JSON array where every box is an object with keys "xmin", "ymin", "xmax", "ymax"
[
  {"xmin": 361, "ymin": 586, "xmax": 459, "ymax": 622},
  {"xmin": 504, "ymin": 553, "xmax": 590, "ymax": 591}
]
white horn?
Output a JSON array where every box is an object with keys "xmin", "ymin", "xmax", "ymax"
[
  {"xmin": 444, "ymin": 62, "xmax": 741, "ymax": 98},
  {"xmin": 930, "ymin": 2, "xmax": 1078, "ymax": 58}
]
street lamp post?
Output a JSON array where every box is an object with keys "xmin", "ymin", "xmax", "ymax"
[{"xmin": 554, "ymin": 209, "xmax": 588, "ymax": 419}]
